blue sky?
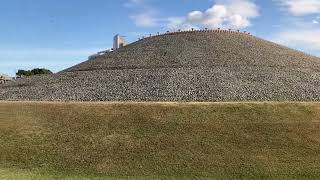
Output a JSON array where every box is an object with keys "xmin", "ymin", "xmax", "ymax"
[{"xmin": 1, "ymin": 0, "xmax": 320, "ymax": 76}]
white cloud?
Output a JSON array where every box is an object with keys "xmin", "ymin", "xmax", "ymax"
[
  {"xmin": 187, "ymin": 11, "xmax": 204, "ymax": 23},
  {"xmin": 167, "ymin": 17, "xmax": 196, "ymax": 30},
  {"xmin": 125, "ymin": 0, "xmax": 159, "ymax": 27},
  {"xmin": 270, "ymin": 1, "xmax": 320, "ymax": 56},
  {"xmin": 276, "ymin": 0, "xmax": 320, "ymax": 16},
  {"xmin": 169, "ymin": 0, "xmax": 259, "ymax": 30},
  {"xmin": 274, "ymin": 29, "xmax": 320, "ymax": 51},
  {"xmin": 130, "ymin": 13, "xmax": 158, "ymax": 27},
  {"xmin": 229, "ymin": 14, "xmax": 251, "ymax": 28},
  {"xmin": 126, "ymin": 0, "xmax": 259, "ymax": 30}
]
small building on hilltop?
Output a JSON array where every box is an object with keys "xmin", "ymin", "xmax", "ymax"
[
  {"xmin": 0, "ymin": 74, "xmax": 13, "ymax": 84},
  {"xmin": 88, "ymin": 34, "xmax": 127, "ymax": 60},
  {"xmin": 113, "ymin": 34, "xmax": 127, "ymax": 50}
]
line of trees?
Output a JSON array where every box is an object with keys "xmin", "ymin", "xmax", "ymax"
[{"xmin": 16, "ymin": 68, "xmax": 53, "ymax": 77}]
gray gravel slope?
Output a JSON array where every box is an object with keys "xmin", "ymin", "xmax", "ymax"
[{"xmin": 1, "ymin": 31, "xmax": 320, "ymax": 101}]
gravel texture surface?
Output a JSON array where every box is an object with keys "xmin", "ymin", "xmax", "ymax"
[{"xmin": 1, "ymin": 31, "xmax": 320, "ymax": 101}]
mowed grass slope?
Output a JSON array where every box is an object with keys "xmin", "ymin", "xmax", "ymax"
[{"xmin": 0, "ymin": 102, "xmax": 320, "ymax": 179}]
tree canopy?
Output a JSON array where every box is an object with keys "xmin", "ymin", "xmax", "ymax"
[{"xmin": 16, "ymin": 68, "xmax": 53, "ymax": 77}]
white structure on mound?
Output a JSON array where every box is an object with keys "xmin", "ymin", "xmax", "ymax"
[
  {"xmin": 88, "ymin": 50, "xmax": 111, "ymax": 60},
  {"xmin": 0, "ymin": 74, "xmax": 13, "ymax": 84},
  {"xmin": 113, "ymin": 34, "xmax": 127, "ymax": 50},
  {"xmin": 88, "ymin": 34, "xmax": 127, "ymax": 60}
]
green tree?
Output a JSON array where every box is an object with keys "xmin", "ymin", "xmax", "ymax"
[
  {"xmin": 16, "ymin": 70, "xmax": 31, "ymax": 77},
  {"xmin": 16, "ymin": 68, "xmax": 53, "ymax": 77},
  {"xmin": 30, "ymin": 68, "xmax": 53, "ymax": 75}
]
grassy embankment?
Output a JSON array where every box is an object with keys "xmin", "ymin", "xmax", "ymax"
[{"xmin": 0, "ymin": 102, "xmax": 320, "ymax": 179}]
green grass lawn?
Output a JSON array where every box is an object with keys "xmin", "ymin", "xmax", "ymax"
[
  {"xmin": 0, "ymin": 102, "xmax": 320, "ymax": 179},
  {"xmin": 0, "ymin": 167, "xmax": 95, "ymax": 180}
]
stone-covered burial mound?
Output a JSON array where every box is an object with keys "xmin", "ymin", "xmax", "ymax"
[{"xmin": 1, "ymin": 31, "xmax": 320, "ymax": 101}]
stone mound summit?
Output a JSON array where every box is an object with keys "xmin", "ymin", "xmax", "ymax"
[{"xmin": 1, "ymin": 31, "xmax": 320, "ymax": 101}]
